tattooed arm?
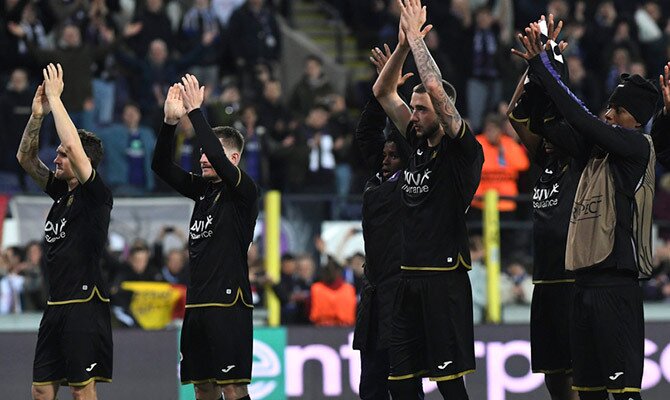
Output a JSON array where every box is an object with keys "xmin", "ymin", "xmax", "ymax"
[
  {"xmin": 401, "ymin": 0, "xmax": 462, "ymax": 138},
  {"xmin": 16, "ymin": 85, "xmax": 51, "ymax": 190}
]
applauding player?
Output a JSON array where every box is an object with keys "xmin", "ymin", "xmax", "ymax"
[{"xmin": 152, "ymin": 76, "xmax": 259, "ymax": 400}]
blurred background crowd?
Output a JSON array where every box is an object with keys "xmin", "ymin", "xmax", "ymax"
[{"xmin": 1, "ymin": 0, "xmax": 670, "ymax": 326}]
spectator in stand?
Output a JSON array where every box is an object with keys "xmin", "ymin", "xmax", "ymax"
[
  {"xmin": 112, "ymin": 243, "xmax": 162, "ymax": 287},
  {"xmin": 288, "ymin": 55, "xmax": 334, "ymax": 118},
  {"xmin": 161, "ymin": 248, "xmax": 189, "ymax": 285},
  {"xmin": 309, "ymin": 258, "xmax": 356, "ymax": 326},
  {"xmin": 582, "ymin": 0, "xmax": 618, "ymax": 75},
  {"xmin": 206, "ymin": 83, "xmax": 242, "ymax": 128},
  {"xmin": 115, "ymin": 33, "xmax": 215, "ymax": 124},
  {"xmin": 179, "ymin": 0, "xmax": 222, "ymax": 87},
  {"xmin": 228, "ymin": 0, "xmax": 281, "ymax": 71},
  {"xmin": 466, "ymin": 5, "xmax": 505, "ymax": 132},
  {"xmin": 0, "ymin": 68, "xmax": 32, "ymax": 192},
  {"xmin": 123, "ymin": 0, "xmax": 174, "ymax": 57},
  {"xmin": 19, "ymin": 240, "xmax": 46, "ymax": 311},
  {"xmin": 654, "ymin": 173, "xmax": 670, "ymax": 240},
  {"xmin": 4, "ymin": 2, "xmax": 50, "ymax": 76},
  {"xmin": 19, "ymin": 23, "xmax": 116, "ymax": 132},
  {"xmin": 274, "ymin": 253, "xmax": 309, "ymax": 324},
  {"xmin": 472, "ymin": 113, "xmax": 530, "ymax": 214},
  {"xmin": 233, "ymin": 104, "xmax": 267, "ymax": 187},
  {"xmin": 604, "ymin": 45, "xmax": 634, "ymax": 95},
  {"xmin": 469, "ymin": 235, "xmax": 487, "ymax": 323},
  {"xmin": 211, "ymin": 0, "xmax": 245, "ymax": 27},
  {"xmin": 0, "ymin": 246, "xmax": 26, "ymax": 314},
  {"xmin": 301, "ymin": 104, "xmax": 336, "ymax": 193},
  {"xmin": 500, "ymin": 259, "xmax": 534, "ymax": 305},
  {"xmin": 97, "ymin": 102, "xmax": 156, "ymax": 195},
  {"xmin": 329, "ymin": 94, "xmax": 354, "ymax": 200},
  {"xmin": 566, "ymin": 54, "xmax": 603, "ymax": 113},
  {"xmin": 342, "ymin": 252, "xmax": 365, "ymax": 296}
]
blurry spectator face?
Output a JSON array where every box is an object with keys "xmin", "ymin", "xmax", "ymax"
[
  {"xmin": 612, "ymin": 48, "xmax": 630, "ymax": 69},
  {"xmin": 381, "ymin": 142, "xmax": 402, "ymax": 179},
  {"xmin": 644, "ymin": 2, "xmax": 661, "ymax": 23},
  {"xmin": 409, "ymin": 92, "xmax": 440, "ymax": 139},
  {"xmin": 483, "ymin": 116, "xmax": 503, "ymax": 145},
  {"xmin": 122, "ymin": 104, "xmax": 142, "ymax": 129},
  {"xmin": 547, "ymin": 0, "xmax": 569, "ymax": 21},
  {"xmin": 263, "ymin": 81, "xmax": 281, "ymax": 103},
  {"xmin": 306, "ymin": 107, "xmax": 330, "ymax": 129},
  {"xmin": 425, "ymin": 30, "xmax": 440, "ymax": 50},
  {"xmin": 8, "ymin": 69, "xmax": 28, "ymax": 92},
  {"xmin": 475, "ymin": 7, "xmax": 494, "ymax": 30},
  {"xmin": 614, "ymin": 21, "xmax": 631, "ymax": 41},
  {"xmin": 329, "ymin": 95, "xmax": 346, "ymax": 113},
  {"xmin": 281, "ymin": 257, "xmax": 297, "ymax": 275},
  {"xmin": 129, "ymin": 248, "xmax": 150, "ymax": 274},
  {"xmin": 149, "ymin": 40, "xmax": 168, "ymax": 65},
  {"xmin": 596, "ymin": 1, "xmax": 617, "ymax": 26},
  {"xmin": 305, "ymin": 59, "xmax": 323, "ymax": 81},
  {"xmin": 53, "ymin": 145, "xmax": 76, "ymax": 180},
  {"xmin": 241, "ymin": 106, "xmax": 258, "ymax": 127},
  {"xmin": 220, "ymin": 86, "xmax": 241, "ymax": 103},
  {"xmin": 6, "ymin": 247, "xmax": 23, "ymax": 271},
  {"xmin": 248, "ymin": 242, "xmax": 259, "ymax": 264},
  {"xmin": 567, "ymin": 56, "xmax": 585, "ymax": 83},
  {"xmin": 630, "ymin": 62, "xmax": 647, "ymax": 78},
  {"xmin": 296, "ymin": 256, "xmax": 315, "ymax": 282},
  {"xmin": 506, "ymin": 263, "xmax": 527, "ymax": 279},
  {"xmin": 166, "ymin": 250, "xmax": 185, "ymax": 275},
  {"xmin": 146, "ymin": 0, "xmax": 163, "ymax": 12},
  {"xmin": 350, "ymin": 254, "xmax": 365, "ymax": 277},
  {"xmin": 21, "ymin": 3, "xmax": 36, "ymax": 23},
  {"xmin": 26, "ymin": 243, "xmax": 42, "ymax": 266},
  {"xmin": 61, "ymin": 25, "xmax": 81, "ymax": 48},
  {"xmin": 604, "ymin": 105, "xmax": 638, "ymax": 129},
  {"xmin": 248, "ymin": 0, "xmax": 263, "ymax": 10},
  {"xmin": 195, "ymin": 0, "xmax": 209, "ymax": 9}
]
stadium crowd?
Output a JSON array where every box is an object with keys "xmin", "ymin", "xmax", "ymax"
[{"xmin": 2, "ymin": 0, "xmax": 670, "ymax": 324}]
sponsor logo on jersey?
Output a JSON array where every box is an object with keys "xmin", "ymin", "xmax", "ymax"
[
  {"xmin": 190, "ymin": 214, "xmax": 214, "ymax": 240},
  {"xmin": 45, "ymin": 218, "xmax": 67, "ymax": 243},
  {"xmin": 533, "ymin": 183, "xmax": 560, "ymax": 209},
  {"xmin": 402, "ymin": 169, "xmax": 432, "ymax": 195}
]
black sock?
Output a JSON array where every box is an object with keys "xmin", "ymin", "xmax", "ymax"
[{"xmin": 437, "ymin": 378, "xmax": 469, "ymax": 400}]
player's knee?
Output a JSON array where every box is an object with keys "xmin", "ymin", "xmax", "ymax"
[
  {"xmin": 70, "ymin": 385, "xmax": 95, "ymax": 400},
  {"xmin": 437, "ymin": 377, "xmax": 469, "ymax": 400},
  {"xmin": 578, "ymin": 390, "xmax": 608, "ymax": 400},
  {"xmin": 222, "ymin": 383, "xmax": 248, "ymax": 399},
  {"xmin": 388, "ymin": 378, "xmax": 423, "ymax": 399},
  {"xmin": 31, "ymin": 385, "xmax": 54, "ymax": 400},
  {"xmin": 612, "ymin": 393, "xmax": 641, "ymax": 400},
  {"xmin": 194, "ymin": 383, "xmax": 219, "ymax": 399}
]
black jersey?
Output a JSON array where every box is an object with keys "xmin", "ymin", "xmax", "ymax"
[
  {"xmin": 400, "ymin": 122, "xmax": 484, "ymax": 272},
  {"xmin": 43, "ymin": 170, "xmax": 112, "ymax": 304},
  {"xmin": 532, "ymin": 150, "xmax": 581, "ymax": 283},
  {"xmin": 152, "ymin": 110, "xmax": 259, "ymax": 307}
]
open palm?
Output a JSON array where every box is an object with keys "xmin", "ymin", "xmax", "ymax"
[
  {"xmin": 32, "ymin": 84, "xmax": 51, "ymax": 117},
  {"xmin": 164, "ymin": 84, "xmax": 186, "ymax": 124}
]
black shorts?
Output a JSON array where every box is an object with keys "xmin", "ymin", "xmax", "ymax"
[
  {"xmin": 33, "ymin": 300, "xmax": 113, "ymax": 387},
  {"xmin": 571, "ymin": 283, "xmax": 644, "ymax": 394},
  {"xmin": 180, "ymin": 304, "xmax": 253, "ymax": 385},
  {"xmin": 530, "ymin": 282, "xmax": 574, "ymax": 374},
  {"xmin": 388, "ymin": 271, "xmax": 475, "ymax": 382}
]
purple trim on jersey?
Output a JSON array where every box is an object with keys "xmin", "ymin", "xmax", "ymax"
[
  {"xmin": 539, "ymin": 52, "xmax": 598, "ymax": 119},
  {"xmin": 388, "ymin": 170, "xmax": 401, "ymax": 182}
]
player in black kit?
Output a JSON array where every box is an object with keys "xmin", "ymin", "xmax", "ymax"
[
  {"xmin": 508, "ymin": 16, "xmax": 580, "ymax": 400},
  {"xmin": 373, "ymin": 2, "xmax": 483, "ymax": 399},
  {"xmin": 651, "ymin": 61, "xmax": 670, "ymax": 169},
  {"xmin": 514, "ymin": 21, "xmax": 658, "ymax": 400},
  {"xmin": 18, "ymin": 63, "xmax": 112, "ymax": 400},
  {"xmin": 353, "ymin": 43, "xmax": 423, "ymax": 400},
  {"xmin": 152, "ymin": 75, "xmax": 258, "ymax": 400}
]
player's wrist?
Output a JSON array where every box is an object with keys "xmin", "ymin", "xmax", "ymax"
[
  {"xmin": 31, "ymin": 113, "xmax": 44, "ymax": 120},
  {"xmin": 164, "ymin": 117, "xmax": 179, "ymax": 125}
]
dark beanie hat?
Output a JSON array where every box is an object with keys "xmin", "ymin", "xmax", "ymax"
[{"xmin": 607, "ymin": 74, "xmax": 659, "ymax": 126}]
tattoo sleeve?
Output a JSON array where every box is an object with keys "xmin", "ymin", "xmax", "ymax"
[
  {"xmin": 17, "ymin": 116, "xmax": 50, "ymax": 189},
  {"xmin": 409, "ymin": 36, "xmax": 463, "ymax": 138}
]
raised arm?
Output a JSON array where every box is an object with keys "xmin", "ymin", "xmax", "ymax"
[
  {"xmin": 16, "ymin": 84, "xmax": 51, "ymax": 190},
  {"xmin": 400, "ymin": 0, "xmax": 462, "ymax": 138},
  {"xmin": 42, "ymin": 63, "xmax": 92, "ymax": 183},
  {"xmin": 152, "ymin": 84, "xmax": 206, "ymax": 200},
  {"xmin": 507, "ymin": 69, "xmax": 543, "ymax": 160},
  {"xmin": 180, "ymin": 74, "xmax": 242, "ymax": 189},
  {"xmin": 514, "ymin": 23, "xmax": 649, "ymax": 160},
  {"xmin": 372, "ymin": 31, "xmax": 413, "ymax": 134},
  {"xmin": 653, "ymin": 62, "xmax": 670, "ymax": 169}
]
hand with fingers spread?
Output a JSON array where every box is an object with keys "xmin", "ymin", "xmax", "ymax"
[
  {"xmin": 398, "ymin": 0, "xmax": 433, "ymax": 40},
  {"xmin": 42, "ymin": 63, "xmax": 64, "ymax": 99},
  {"xmin": 511, "ymin": 22, "xmax": 544, "ymax": 61},
  {"xmin": 370, "ymin": 44, "xmax": 414, "ymax": 86},
  {"xmin": 659, "ymin": 62, "xmax": 670, "ymax": 115},
  {"xmin": 31, "ymin": 84, "xmax": 51, "ymax": 118},
  {"xmin": 164, "ymin": 84, "xmax": 186, "ymax": 125},
  {"xmin": 180, "ymin": 74, "xmax": 205, "ymax": 113}
]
